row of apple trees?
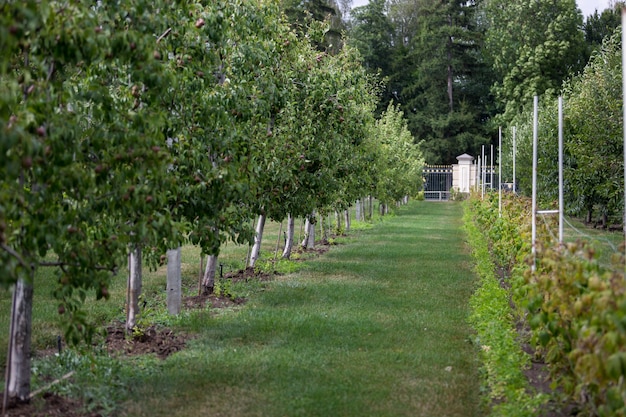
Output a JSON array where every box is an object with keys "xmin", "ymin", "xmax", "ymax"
[
  {"xmin": 500, "ymin": 28, "xmax": 622, "ymax": 227},
  {"xmin": 0, "ymin": 0, "xmax": 423, "ymax": 401}
]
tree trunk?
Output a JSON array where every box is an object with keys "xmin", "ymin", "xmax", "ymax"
[
  {"xmin": 344, "ymin": 209, "xmax": 350, "ymax": 232},
  {"xmin": 126, "ymin": 246, "xmax": 142, "ymax": 332},
  {"xmin": 355, "ymin": 199, "xmax": 362, "ymax": 221},
  {"xmin": 301, "ymin": 214, "xmax": 315, "ymax": 249},
  {"xmin": 273, "ymin": 221, "xmax": 283, "ymax": 261},
  {"xmin": 6, "ymin": 277, "xmax": 34, "ymax": 402},
  {"xmin": 166, "ymin": 247, "xmax": 181, "ymax": 315},
  {"xmin": 368, "ymin": 196, "xmax": 373, "ymax": 220},
  {"xmin": 203, "ymin": 254, "xmax": 218, "ymax": 294},
  {"xmin": 282, "ymin": 214, "xmax": 295, "ymax": 259},
  {"xmin": 301, "ymin": 217, "xmax": 311, "ymax": 248},
  {"xmin": 248, "ymin": 214, "xmax": 266, "ymax": 268},
  {"xmin": 335, "ymin": 211, "xmax": 342, "ymax": 233}
]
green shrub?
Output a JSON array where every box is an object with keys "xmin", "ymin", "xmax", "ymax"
[
  {"xmin": 527, "ymin": 242, "xmax": 626, "ymax": 416},
  {"xmin": 465, "ymin": 197, "xmax": 548, "ymax": 416},
  {"xmin": 469, "ymin": 190, "xmax": 626, "ymax": 415}
]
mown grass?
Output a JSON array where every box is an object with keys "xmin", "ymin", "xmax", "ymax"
[{"xmin": 120, "ymin": 201, "xmax": 482, "ymax": 417}]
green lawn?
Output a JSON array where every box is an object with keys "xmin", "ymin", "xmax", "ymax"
[{"xmin": 122, "ymin": 201, "xmax": 482, "ymax": 417}]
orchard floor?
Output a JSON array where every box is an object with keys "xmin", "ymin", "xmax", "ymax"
[{"xmin": 6, "ymin": 201, "xmax": 485, "ymax": 417}]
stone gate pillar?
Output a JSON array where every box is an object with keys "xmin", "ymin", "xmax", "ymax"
[{"xmin": 454, "ymin": 153, "xmax": 474, "ymax": 193}]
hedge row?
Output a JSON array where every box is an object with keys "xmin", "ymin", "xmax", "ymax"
[{"xmin": 468, "ymin": 192, "xmax": 626, "ymax": 416}]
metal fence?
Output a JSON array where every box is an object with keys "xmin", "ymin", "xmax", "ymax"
[
  {"xmin": 480, "ymin": 167, "xmax": 500, "ymax": 192},
  {"xmin": 423, "ymin": 165, "xmax": 453, "ymax": 201}
]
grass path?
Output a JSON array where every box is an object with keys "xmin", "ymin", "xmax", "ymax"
[{"xmin": 123, "ymin": 201, "xmax": 482, "ymax": 417}]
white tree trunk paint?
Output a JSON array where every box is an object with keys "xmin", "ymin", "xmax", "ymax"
[
  {"xmin": 203, "ymin": 254, "xmax": 218, "ymax": 293},
  {"xmin": 282, "ymin": 214, "xmax": 295, "ymax": 259},
  {"xmin": 127, "ymin": 246, "xmax": 142, "ymax": 331},
  {"xmin": 355, "ymin": 200, "xmax": 362, "ymax": 221},
  {"xmin": 301, "ymin": 213, "xmax": 315, "ymax": 249},
  {"xmin": 7, "ymin": 277, "xmax": 33, "ymax": 401},
  {"xmin": 166, "ymin": 247, "xmax": 181, "ymax": 315},
  {"xmin": 248, "ymin": 214, "xmax": 266, "ymax": 267}
]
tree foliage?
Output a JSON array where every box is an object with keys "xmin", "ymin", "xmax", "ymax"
[
  {"xmin": 500, "ymin": 29, "xmax": 623, "ymax": 226},
  {"xmin": 563, "ymin": 29, "xmax": 623, "ymax": 225},
  {"xmin": 482, "ymin": 0, "xmax": 586, "ymax": 122},
  {"xmin": 583, "ymin": 3, "xmax": 622, "ymax": 53},
  {"xmin": 368, "ymin": 103, "xmax": 424, "ymax": 204},
  {"xmin": 0, "ymin": 0, "xmax": 181, "ymax": 339},
  {"xmin": 280, "ymin": 0, "xmax": 345, "ymax": 52}
]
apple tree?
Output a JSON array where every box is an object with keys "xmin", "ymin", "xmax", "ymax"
[{"xmin": 0, "ymin": 0, "xmax": 181, "ymax": 400}]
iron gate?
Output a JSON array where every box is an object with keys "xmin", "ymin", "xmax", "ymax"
[{"xmin": 423, "ymin": 165, "xmax": 453, "ymax": 201}]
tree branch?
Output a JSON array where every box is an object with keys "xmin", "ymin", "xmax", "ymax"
[
  {"xmin": 46, "ymin": 60, "xmax": 55, "ymax": 82},
  {"xmin": 39, "ymin": 260, "xmax": 118, "ymax": 273},
  {"xmin": 156, "ymin": 28, "xmax": 172, "ymax": 44},
  {"xmin": 0, "ymin": 243, "xmax": 31, "ymax": 270}
]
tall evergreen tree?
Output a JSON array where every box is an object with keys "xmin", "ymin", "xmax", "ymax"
[
  {"xmin": 403, "ymin": 0, "xmax": 491, "ymax": 164},
  {"xmin": 583, "ymin": 3, "xmax": 622, "ymax": 55},
  {"xmin": 349, "ymin": 0, "xmax": 492, "ymax": 163}
]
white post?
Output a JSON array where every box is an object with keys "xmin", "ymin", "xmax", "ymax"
[
  {"xmin": 127, "ymin": 246, "xmax": 142, "ymax": 331},
  {"xmin": 490, "ymin": 144, "xmax": 494, "ymax": 191},
  {"xmin": 499, "ymin": 126, "xmax": 502, "ymax": 217},
  {"xmin": 558, "ymin": 97, "xmax": 564, "ymax": 244},
  {"xmin": 622, "ymin": 8, "xmax": 626, "ymax": 256},
  {"xmin": 512, "ymin": 126, "xmax": 517, "ymax": 193},
  {"xmin": 532, "ymin": 96, "xmax": 539, "ymax": 270},
  {"xmin": 477, "ymin": 156, "xmax": 481, "ymax": 192},
  {"xmin": 166, "ymin": 247, "xmax": 182, "ymax": 315},
  {"xmin": 481, "ymin": 145, "xmax": 485, "ymax": 198}
]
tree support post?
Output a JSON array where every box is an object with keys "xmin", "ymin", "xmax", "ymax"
[{"xmin": 166, "ymin": 247, "xmax": 182, "ymax": 315}]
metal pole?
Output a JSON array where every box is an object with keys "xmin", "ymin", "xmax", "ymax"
[
  {"xmin": 477, "ymin": 156, "xmax": 481, "ymax": 192},
  {"xmin": 481, "ymin": 145, "xmax": 485, "ymax": 198},
  {"xmin": 558, "ymin": 96, "xmax": 564, "ymax": 244},
  {"xmin": 499, "ymin": 126, "xmax": 502, "ymax": 217},
  {"xmin": 490, "ymin": 144, "xmax": 494, "ymax": 191},
  {"xmin": 532, "ymin": 96, "xmax": 539, "ymax": 270},
  {"xmin": 622, "ymin": 8, "xmax": 626, "ymax": 263},
  {"xmin": 512, "ymin": 126, "xmax": 517, "ymax": 193}
]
